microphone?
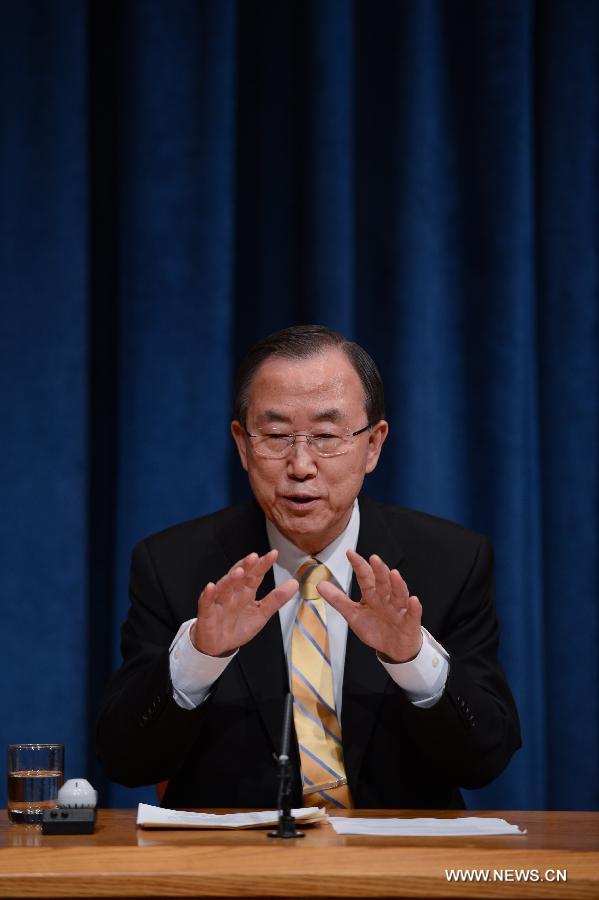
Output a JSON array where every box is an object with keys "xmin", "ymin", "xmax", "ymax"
[{"xmin": 268, "ymin": 692, "xmax": 305, "ymax": 839}]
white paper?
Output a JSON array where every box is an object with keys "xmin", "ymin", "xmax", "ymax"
[
  {"xmin": 137, "ymin": 802, "xmax": 326, "ymax": 829},
  {"xmin": 327, "ymin": 816, "xmax": 526, "ymax": 836}
]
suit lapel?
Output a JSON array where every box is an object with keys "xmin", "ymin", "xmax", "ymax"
[
  {"xmin": 342, "ymin": 495, "xmax": 405, "ymax": 793},
  {"xmin": 214, "ymin": 503, "xmax": 289, "ymax": 754}
]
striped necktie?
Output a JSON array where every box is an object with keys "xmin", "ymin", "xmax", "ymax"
[{"xmin": 291, "ymin": 559, "xmax": 352, "ymax": 808}]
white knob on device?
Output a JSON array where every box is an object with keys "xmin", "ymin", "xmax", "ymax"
[{"xmin": 58, "ymin": 779, "xmax": 98, "ymax": 808}]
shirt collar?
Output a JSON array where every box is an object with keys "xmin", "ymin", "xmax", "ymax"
[{"xmin": 265, "ymin": 499, "xmax": 360, "ymax": 594}]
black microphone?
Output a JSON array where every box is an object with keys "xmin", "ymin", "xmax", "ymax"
[{"xmin": 268, "ymin": 692, "xmax": 305, "ymax": 839}]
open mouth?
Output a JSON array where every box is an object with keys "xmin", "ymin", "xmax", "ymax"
[{"xmin": 283, "ymin": 495, "xmax": 320, "ymax": 510}]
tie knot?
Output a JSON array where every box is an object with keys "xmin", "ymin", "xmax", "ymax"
[{"xmin": 295, "ymin": 558, "xmax": 332, "ymax": 601}]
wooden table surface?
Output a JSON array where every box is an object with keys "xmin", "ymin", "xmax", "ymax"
[{"xmin": 1, "ymin": 808, "xmax": 598, "ymax": 899}]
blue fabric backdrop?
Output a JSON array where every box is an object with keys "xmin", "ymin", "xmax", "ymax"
[{"xmin": 1, "ymin": 0, "xmax": 597, "ymax": 810}]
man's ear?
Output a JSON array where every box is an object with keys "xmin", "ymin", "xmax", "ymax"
[
  {"xmin": 231, "ymin": 420, "xmax": 249, "ymax": 472},
  {"xmin": 365, "ymin": 420, "xmax": 389, "ymax": 474}
]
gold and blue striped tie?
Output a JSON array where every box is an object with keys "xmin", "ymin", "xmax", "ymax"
[{"xmin": 291, "ymin": 559, "xmax": 351, "ymax": 808}]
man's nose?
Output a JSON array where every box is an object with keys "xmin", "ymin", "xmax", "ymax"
[{"xmin": 286, "ymin": 438, "xmax": 317, "ymax": 477}]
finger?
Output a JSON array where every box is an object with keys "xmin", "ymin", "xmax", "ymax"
[
  {"xmin": 218, "ymin": 549, "xmax": 277, "ymax": 597},
  {"xmin": 215, "ymin": 565, "xmax": 247, "ymax": 595},
  {"xmin": 197, "ymin": 581, "xmax": 216, "ymax": 611},
  {"xmin": 405, "ymin": 594, "xmax": 422, "ymax": 623},
  {"xmin": 228, "ymin": 552, "xmax": 259, "ymax": 576},
  {"xmin": 389, "ymin": 568, "xmax": 410, "ymax": 609},
  {"xmin": 393, "ymin": 595, "xmax": 422, "ymax": 629},
  {"xmin": 242, "ymin": 548, "xmax": 279, "ymax": 591},
  {"xmin": 370, "ymin": 554, "xmax": 392, "ymax": 601},
  {"xmin": 259, "ymin": 577, "xmax": 299, "ymax": 619},
  {"xmin": 316, "ymin": 580, "xmax": 361, "ymax": 626},
  {"xmin": 202, "ymin": 561, "xmax": 252, "ymax": 612},
  {"xmin": 346, "ymin": 549, "xmax": 377, "ymax": 599}
]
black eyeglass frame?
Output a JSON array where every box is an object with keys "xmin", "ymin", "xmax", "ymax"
[{"xmin": 243, "ymin": 423, "xmax": 372, "ymax": 457}]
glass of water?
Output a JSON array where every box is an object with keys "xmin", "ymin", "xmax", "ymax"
[{"xmin": 7, "ymin": 744, "xmax": 64, "ymax": 824}]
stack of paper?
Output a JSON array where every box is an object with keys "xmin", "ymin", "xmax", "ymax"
[
  {"xmin": 137, "ymin": 804, "xmax": 525, "ymax": 836},
  {"xmin": 328, "ymin": 816, "xmax": 526, "ymax": 836},
  {"xmin": 137, "ymin": 803, "xmax": 326, "ymax": 829}
]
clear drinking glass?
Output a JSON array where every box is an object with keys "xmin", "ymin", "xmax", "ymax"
[{"xmin": 7, "ymin": 744, "xmax": 64, "ymax": 824}]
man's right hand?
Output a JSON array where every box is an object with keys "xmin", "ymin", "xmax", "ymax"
[{"xmin": 190, "ymin": 549, "xmax": 298, "ymax": 657}]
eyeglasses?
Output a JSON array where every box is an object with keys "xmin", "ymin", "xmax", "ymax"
[{"xmin": 244, "ymin": 423, "xmax": 371, "ymax": 458}]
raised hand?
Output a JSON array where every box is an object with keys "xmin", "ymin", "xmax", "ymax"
[
  {"xmin": 316, "ymin": 550, "xmax": 423, "ymax": 663},
  {"xmin": 190, "ymin": 550, "xmax": 298, "ymax": 657}
]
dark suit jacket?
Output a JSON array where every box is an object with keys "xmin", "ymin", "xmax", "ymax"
[{"xmin": 96, "ymin": 495, "xmax": 520, "ymax": 809}]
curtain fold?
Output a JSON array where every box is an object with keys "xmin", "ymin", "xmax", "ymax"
[
  {"xmin": 1, "ymin": 0, "xmax": 89, "ymax": 791},
  {"xmin": 1, "ymin": 0, "xmax": 597, "ymax": 810}
]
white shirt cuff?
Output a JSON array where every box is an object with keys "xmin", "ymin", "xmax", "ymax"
[
  {"xmin": 169, "ymin": 619, "xmax": 237, "ymax": 710},
  {"xmin": 378, "ymin": 627, "xmax": 449, "ymax": 708}
]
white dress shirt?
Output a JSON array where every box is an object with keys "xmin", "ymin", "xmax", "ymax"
[{"xmin": 169, "ymin": 499, "xmax": 449, "ymax": 710}]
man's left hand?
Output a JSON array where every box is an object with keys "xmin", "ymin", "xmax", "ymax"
[{"xmin": 316, "ymin": 550, "xmax": 423, "ymax": 663}]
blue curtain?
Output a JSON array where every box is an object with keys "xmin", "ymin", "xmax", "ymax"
[{"xmin": 1, "ymin": 0, "xmax": 597, "ymax": 810}]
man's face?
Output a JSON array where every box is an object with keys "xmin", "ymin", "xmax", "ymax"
[{"xmin": 231, "ymin": 349, "xmax": 388, "ymax": 554}]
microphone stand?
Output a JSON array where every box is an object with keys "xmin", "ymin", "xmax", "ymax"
[{"xmin": 268, "ymin": 692, "xmax": 305, "ymax": 839}]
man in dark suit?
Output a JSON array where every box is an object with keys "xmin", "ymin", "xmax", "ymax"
[{"xmin": 96, "ymin": 325, "xmax": 520, "ymax": 809}]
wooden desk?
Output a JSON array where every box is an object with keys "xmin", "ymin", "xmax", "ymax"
[{"xmin": 1, "ymin": 809, "xmax": 598, "ymax": 899}]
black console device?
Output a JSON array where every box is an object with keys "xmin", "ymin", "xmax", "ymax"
[{"xmin": 41, "ymin": 808, "xmax": 96, "ymax": 834}]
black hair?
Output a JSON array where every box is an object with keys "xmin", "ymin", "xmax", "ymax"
[{"xmin": 233, "ymin": 324, "xmax": 385, "ymax": 425}]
